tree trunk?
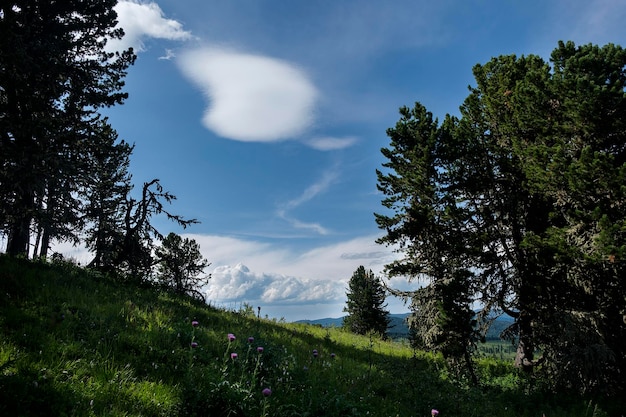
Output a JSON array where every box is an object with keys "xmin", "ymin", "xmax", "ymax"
[
  {"xmin": 6, "ymin": 183, "xmax": 35, "ymax": 257},
  {"xmin": 7, "ymin": 215, "xmax": 31, "ymax": 257},
  {"xmin": 514, "ymin": 312, "xmax": 536, "ymax": 373}
]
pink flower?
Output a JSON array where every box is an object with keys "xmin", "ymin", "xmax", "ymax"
[
  {"xmin": 191, "ymin": 320, "xmax": 199, "ymax": 327},
  {"xmin": 227, "ymin": 333, "xmax": 236, "ymax": 342},
  {"xmin": 191, "ymin": 342, "xmax": 198, "ymax": 348},
  {"xmin": 248, "ymin": 336, "xmax": 255, "ymax": 343},
  {"xmin": 431, "ymin": 409, "xmax": 439, "ymax": 416},
  {"xmin": 231, "ymin": 352, "xmax": 238, "ymax": 360},
  {"xmin": 257, "ymin": 346, "xmax": 264, "ymax": 353},
  {"xmin": 262, "ymin": 388, "xmax": 272, "ymax": 397}
]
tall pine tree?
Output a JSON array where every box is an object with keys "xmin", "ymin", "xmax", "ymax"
[
  {"xmin": 343, "ymin": 266, "xmax": 390, "ymax": 339},
  {"xmin": 0, "ymin": 0, "xmax": 135, "ymax": 256},
  {"xmin": 376, "ymin": 41, "xmax": 626, "ymax": 396}
]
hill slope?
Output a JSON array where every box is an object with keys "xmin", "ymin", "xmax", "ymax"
[{"xmin": 0, "ymin": 256, "xmax": 614, "ymax": 417}]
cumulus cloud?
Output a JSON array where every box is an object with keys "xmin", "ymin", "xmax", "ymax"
[
  {"xmin": 306, "ymin": 136, "xmax": 358, "ymax": 151},
  {"xmin": 205, "ymin": 263, "xmax": 343, "ymax": 305},
  {"xmin": 107, "ymin": 0, "xmax": 193, "ymax": 53},
  {"xmin": 176, "ymin": 47, "xmax": 318, "ymax": 142}
]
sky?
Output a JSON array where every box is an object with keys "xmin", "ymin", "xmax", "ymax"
[{"xmin": 44, "ymin": 0, "xmax": 626, "ymax": 321}]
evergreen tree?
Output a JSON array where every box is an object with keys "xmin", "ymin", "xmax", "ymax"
[
  {"xmin": 155, "ymin": 232, "xmax": 210, "ymax": 300},
  {"xmin": 376, "ymin": 41, "xmax": 626, "ymax": 396},
  {"xmin": 82, "ymin": 119, "xmax": 134, "ymax": 270},
  {"xmin": 343, "ymin": 266, "xmax": 390, "ymax": 338},
  {"xmin": 0, "ymin": 0, "xmax": 135, "ymax": 256}
]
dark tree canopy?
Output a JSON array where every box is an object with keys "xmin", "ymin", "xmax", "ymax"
[
  {"xmin": 0, "ymin": 0, "xmax": 135, "ymax": 256},
  {"xmin": 343, "ymin": 265, "xmax": 390, "ymax": 339},
  {"xmin": 376, "ymin": 41, "xmax": 626, "ymax": 396},
  {"xmin": 155, "ymin": 232, "xmax": 210, "ymax": 300},
  {"xmin": 0, "ymin": 1, "xmax": 203, "ymax": 288}
]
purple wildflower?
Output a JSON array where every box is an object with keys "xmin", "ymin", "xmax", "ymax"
[
  {"xmin": 262, "ymin": 388, "xmax": 272, "ymax": 397},
  {"xmin": 330, "ymin": 353, "xmax": 336, "ymax": 359},
  {"xmin": 248, "ymin": 336, "xmax": 255, "ymax": 343},
  {"xmin": 191, "ymin": 342, "xmax": 198, "ymax": 348},
  {"xmin": 312, "ymin": 349, "xmax": 318, "ymax": 358},
  {"xmin": 432, "ymin": 409, "xmax": 439, "ymax": 416},
  {"xmin": 191, "ymin": 320, "xmax": 199, "ymax": 327},
  {"xmin": 231, "ymin": 352, "xmax": 238, "ymax": 360},
  {"xmin": 257, "ymin": 346, "xmax": 264, "ymax": 353},
  {"xmin": 227, "ymin": 333, "xmax": 236, "ymax": 342}
]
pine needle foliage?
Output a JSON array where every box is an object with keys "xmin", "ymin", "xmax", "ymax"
[{"xmin": 343, "ymin": 266, "xmax": 391, "ymax": 339}]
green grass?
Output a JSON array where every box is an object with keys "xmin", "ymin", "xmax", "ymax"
[
  {"xmin": 0, "ymin": 255, "xmax": 620, "ymax": 416},
  {"xmin": 477, "ymin": 340, "xmax": 517, "ymax": 361}
]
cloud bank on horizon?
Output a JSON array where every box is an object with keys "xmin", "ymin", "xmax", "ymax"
[{"xmin": 192, "ymin": 233, "xmax": 406, "ymax": 319}]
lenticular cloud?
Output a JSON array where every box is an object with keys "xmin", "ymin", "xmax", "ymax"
[{"xmin": 177, "ymin": 47, "xmax": 318, "ymax": 142}]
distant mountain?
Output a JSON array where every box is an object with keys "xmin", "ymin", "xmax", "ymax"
[
  {"xmin": 294, "ymin": 313, "xmax": 410, "ymax": 338},
  {"xmin": 295, "ymin": 312, "xmax": 515, "ymax": 340}
]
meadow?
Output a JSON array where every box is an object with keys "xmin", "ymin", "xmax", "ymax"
[{"xmin": 0, "ymin": 255, "xmax": 618, "ymax": 416}]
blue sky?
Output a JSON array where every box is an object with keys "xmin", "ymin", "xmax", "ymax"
[{"xmin": 54, "ymin": 0, "xmax": 626, "ymax": 321}]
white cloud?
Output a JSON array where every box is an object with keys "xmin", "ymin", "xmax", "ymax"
[
  {"xmin": 177, "ymin": 47, "xmax": 318, "ymax": 142},
  {"xmin": 190, "ymin": 233, "xmax": 405, "ymax": 319},
  {"xmin": 188, "ymin": 233, "xmax": 398, "ymax": 283},
  {"xmin": 107, "ymin": 0, "xmax": 193, "ymax": 53},
  {"xmin": 205, "ymin": 263, "xmax": 343, "ymax": 305},
  {"xmin": 275, "ymin": 168, "xmax": 338, "ymax": 235},
  {"xmin": 306, "ymin": 136, "xmax": 358, "ymax": 151}
]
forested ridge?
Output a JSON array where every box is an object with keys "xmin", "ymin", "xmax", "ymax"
[{"xmin": 1, "ymin": 1, "xmax": 626, "ymax": 414}]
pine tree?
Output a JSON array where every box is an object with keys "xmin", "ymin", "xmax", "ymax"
[
  {"xmin": 343, "ymin": 266, "xmax": 390, "ymax": 338},
  {"xmin": 0, "ymin": 0, "xmax": 135, "ymax": 256},
  {"xmin": 82, "ymin": 119, "xmax": 134, "ymax": 270},
  {"xmin": 155, "ymin": 232, "xmax": 210, "ymax": 300},
  {"xmin": 376, "ymin": 41, "xmax": 626, "ymax": 396}
]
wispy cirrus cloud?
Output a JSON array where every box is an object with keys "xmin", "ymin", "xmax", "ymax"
[
  {"xmin": 305, "ymin": 136, "xmax": 358, "ymax": 151},
  {"xmin": 275, "ymin": 168, "xmax": 338, "ymax": 235},
  {"xmin": 107, "ymin": 0, "xmax": 193, "ymax": 53},
  {"xmin": 556, "ymin": 0, "xmax": 626, "ymax": 44},
  {"xmin": 177, "ymin": 47, "xmax": 318, "ymax": 142}
]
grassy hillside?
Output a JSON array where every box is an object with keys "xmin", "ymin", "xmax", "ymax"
[{"xmin": 0, "ymin": 255, "xmax": 617, "ymax": 416}]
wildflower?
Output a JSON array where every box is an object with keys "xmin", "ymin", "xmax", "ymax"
[
  {"xmin": 248, "ymin": 336, "xmax": 255, "ymax": 343},
  {"xmin": 191, "ymin": 342, "xmax": 198, "ymax": 348},
  {"xmin": 191, "ymin": 320, "xmax": 199, "ymax": 327},
  {"xmin": 231, "ymin": 352, "xmax": 238, "ymax": 360},
  {"xmin": 257, "ymin": 346, "xmax": 264, "ymax": 353},
  {"xmin": 432, "ymin": 409, "xmax": 439, "ymax": 416},
  {"xmin": 330, "ymin": 353, "xmax": 336, "ymax": 359},
  {"xmin": 262, "ymin": 388, "xmax": 272, "ymax": 397},
  {"xmin": 227, "ymin": 333, "xmax": 236, "ymax": 342},
  {"xmin": 312, "ymin": 349, "xmax": 318, "ymax": 358}
]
